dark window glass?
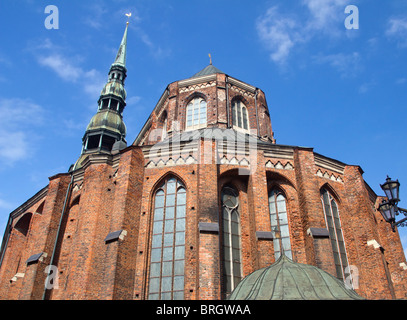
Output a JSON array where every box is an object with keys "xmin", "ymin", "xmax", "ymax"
[
  {"xmin": 268, "ymin": 189, "xmax": 292, "ymax": 259},
  {"xmin": 149, "ymin": 178, "xmax": 186, "ymax": 300},
  {"xmin": 321, "ymin": 189, "xmax": 349, "ymax": 281},
  {"xmin": 221, "ymin": 187, "xmax": 242, "ymax": 297}
]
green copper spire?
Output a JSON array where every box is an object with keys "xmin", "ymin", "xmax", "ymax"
[
  {"xmin": 112, "ymin": 22, "xmax": 128, "ymax": 69},
  {"xmin": 74, "ymin": 22, "xmax": 130, "ymax": 169}
]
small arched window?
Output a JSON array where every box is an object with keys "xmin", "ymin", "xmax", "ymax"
[
  {"xmin": 149, "ymin": 177, "xmax": 186, "ymax": 300},
  {"xmin": 186, "ymin": 97, "xmax": 207, "ymax": 130},
  {"xmin": 231, "ymin": 100, "xmax": 249, "ymax": 132},
  {"xmin": 321, "ymin": 188, "xmax": 349, "ymax": 281},
  {"xmin": 268, "ymin": 189, "xmax": 292, "ymax": 259},
  {"xmin": 221, "ymin": 186, "xmax": 242, "ymax": 297}
]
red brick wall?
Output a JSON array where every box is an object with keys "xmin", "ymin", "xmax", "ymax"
[{"xmin": 1, "ymin": 73, "xmax": 407, "ymax": 301}]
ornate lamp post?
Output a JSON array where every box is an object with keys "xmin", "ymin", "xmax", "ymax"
[{"xmin": 378, "ymin": 176, "xmax": 407, "ymax": 232}]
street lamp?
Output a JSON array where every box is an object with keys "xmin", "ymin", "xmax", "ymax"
[
  {"xmin": 380, "ymin": 176, "xmax": 400, "ymax": 204},
  {"xmin": 378, "ymin": 176, "xmax": 407, "ymax": 232}
]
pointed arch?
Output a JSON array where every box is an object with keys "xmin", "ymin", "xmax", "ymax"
[
  {"xmin": 267, "ymin": 183, "xmax": 289, "ymax": 199},
  {"xmin": 151, "ymin": 171, "xmax": 188, "ymax": 197},
  {"xmin": 160, "ymin": 110, "xmax": 168, "ymax": 140},
  {"xmin": 266, "ymin": 171, "xmax": 297, "ymax": 193},
  {"xmin": 230, "ymin": 95, "xmax": 250, "ymax": 108},
  {"xmin": 35, "ymin": 201, "xmax": 45, "ymax": 215},
  {"xmin": 185, "ymin": 93, "xmax": 207, "ymax": 130},
  {"xmin": 230, "ymin": 97, "xmax": 250, "ymax": 132},
  {"xmin": 320, "ymin": 182, "xmax": 341, "ymax": 204},
  {"xmin": 70, "ymin": 195, "xmax": 81, "ymax": 208},
  {"xmin": 14, "ymin": 213, "xmax": 33, "ymax": 237},
  {"xmin": 184, "ymin": 91, "xmax": 208, "ymax": 105}
]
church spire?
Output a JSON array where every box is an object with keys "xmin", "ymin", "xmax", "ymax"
[
  {"xmin": 112, "ymin": 21, "xmax": 129, "ymax": 69},
  {"xmin": 75, "ymin": 21, "xmax": 131, "ymax": 168}
]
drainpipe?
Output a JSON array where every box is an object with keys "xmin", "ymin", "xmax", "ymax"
[
  {"xmin": 226, "ymin": 76, "xmax": 230, "ymax": 128},
  {"xmin": 255, "ymin": 89, "xmax": 259, "ymax": 137},
  {"xmin": 42, "ymin": 163, "xmax": 77, "ymax": 300}
]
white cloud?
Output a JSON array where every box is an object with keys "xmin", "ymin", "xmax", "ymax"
[
  {"xmin": 257, "ymin": 1, "xmax": 353, "ymax": 65},
  {"xmin": 38, "ymin": 54, "xmax": 82, "ymax": 82},
  {"xmin": 126, "ymin": 96, "xmax": 142, "ymax": 106},
  {"xmin": 132, "ymin": 24, "xmax": 171, "ymax": 60},
  {"xmin": 82, "ymin": 69, "xmax": 106, "ymax": 98},
  {"xmin": 82, "ymin": 3, "xmax": 108, "ymax": 30},
  {"xmin": 35, "ymin": 39, "xmax": 106, "ymax": 100},
  {"xmin": 358, "ymin": 80, "xmax": 376, "ymax": 94},
  {"xmin": 386, "ymin": 17, "xmax": 407, "ymax": 47},
  {"xmin": 303, "ymin": 0, "xmax": 350, "ymax": 33},
  {"xmin": 313, "ymin": 52, "xmax": 361, "ymax": 77},
  {"xmin": 0, "ymin": 98, "xmax": 44, "ymax": 165},
  {"xmin": 0, "ymin": 131, "xmax": 28, "ymax": 163},
  {"xmin": 256, "ymin": 7, "xmax": 301, "ymax": 64}
]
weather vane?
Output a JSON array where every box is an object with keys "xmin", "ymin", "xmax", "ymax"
[
  {"xmin": 125, "ymin": 12, "xmax": 132, "ymax": 24},
  {"xmin": 208, "ymin": 53, "xmax": 212, "ymax": 65}
]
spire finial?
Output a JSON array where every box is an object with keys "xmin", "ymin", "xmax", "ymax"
[
  {"xmin": 125, "ymin": 12, "xmax": 132, "ymax": 25},
  {"xmin": 112, "ymin": 18, "xmax": 129, "ymax": 68},
  {"xmin": 208, "ymin": 53, "xmax": 212, "ymax": 65}
]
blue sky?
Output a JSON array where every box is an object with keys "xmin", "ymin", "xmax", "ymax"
[{"xmin": 1, "ymin": 0, "xmax": 407, "ymax": 256}]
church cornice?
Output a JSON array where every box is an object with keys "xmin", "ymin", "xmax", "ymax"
[{"xmin": 8, "ymin": 186, "xmax": 48, "ymax": 221}]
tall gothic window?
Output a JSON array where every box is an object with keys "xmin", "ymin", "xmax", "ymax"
[
  {"xmin": 321, "ymin": 188, "xmax": 349, "ymax": 281},
  {"xmin": 221, "ymin": 186, "xmax": 242, "ymax": 297},
  {"xmin": 186, "ymin": 97, "xmax": 207, "ymax": 130},
  {"xmin": 231, "ymin": 100, "xmax": 249, "ymax": 132},
  {"xmin": 268, "ymin": 189, "xmax": 292, "ymax": 259},
  {"xmin": 148, "ymin": 177, "xmax": 186, "ymax": 300}
]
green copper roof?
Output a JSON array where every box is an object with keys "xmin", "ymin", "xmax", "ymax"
[
  {"xmin": 191, "ymin": 64, "xmax": 224, "ymax": 78},
  {"xmin": 86, "ymin": 110, "xmax": 127, "ymax": 137},
  {"xmin": 112, "ymin": 22, "xmax": 128, "ymax": 68},
  {"xmin": 228, "ymin": 255, "xmax": 364, "ymax": 300},
  {"xmin": 100, "ymin": 80, "xmax": 127, "ymax": 101}
]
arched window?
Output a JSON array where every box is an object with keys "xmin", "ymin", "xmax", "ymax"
[
  {"xmin": 268, "ymin": 189, "xmax": 292, "ymax": 259},
  {"xmin": 231, "ymin": 100, "xmax": 249, "ymax": 132},
  {"xmin": 321, "ymin": 188, "xmax": 349, "ymax": 281},
  {"xmin": 186, "ymin": 97, "xmax": 207, "ymax": 130},
  {"xmin": 221, "ymin": 186, "xmax": 242, "ymax": 297},
  {"xmin": 149, "ymin": 177, "xmax": 186, "ymax": 300}
]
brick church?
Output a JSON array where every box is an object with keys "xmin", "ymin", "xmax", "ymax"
[{"xmin": 0, "ymin": 23, "xmax": 406, "ymax": 300}]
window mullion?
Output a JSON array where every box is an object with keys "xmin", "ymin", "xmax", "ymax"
[{"xmin": 228, "ymin": 212, "xmax": 234, "ymax": 290}]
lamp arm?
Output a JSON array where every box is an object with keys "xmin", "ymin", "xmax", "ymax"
[
  {"xmin": 394, "ymin": 216, "xmax": 407, "ymax": 228},
  {"xmin": 392, "ymin": 208, "xmax": 407, "ymax": 232}
]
